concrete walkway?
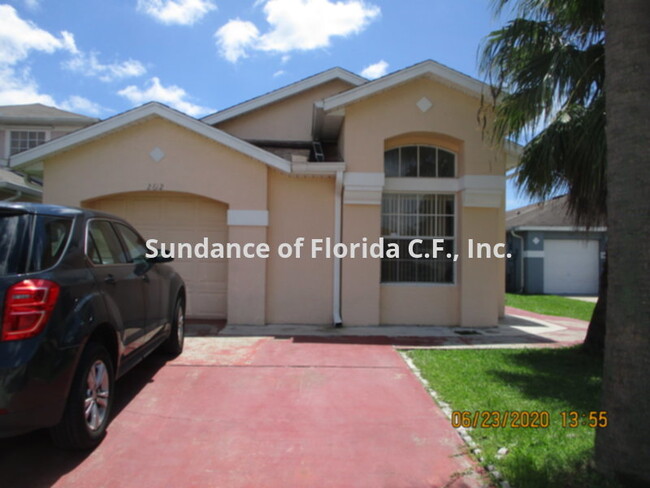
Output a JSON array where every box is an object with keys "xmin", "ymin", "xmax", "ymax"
[{"xmin": 191, "ymin": 307, "xmax": 589, "ymax": 349}]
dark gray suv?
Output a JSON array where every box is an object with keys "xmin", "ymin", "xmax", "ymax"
[{"xmin": 0, "ymin": 202, "xmax": 185, "ymax": 449}]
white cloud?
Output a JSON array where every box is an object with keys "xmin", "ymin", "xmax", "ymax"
[
  {"xmin": 0, "ymin": 7, "xmax": 107, "ymax": 116},
  {"xmin": 215, "ymin": 19, "xmax": 260, "ymax": 63},
  {"xmin": 64, "ymin": 52, "xmax": 146, "ymax": 82},
  {"xmin": 137, "ymin": 0, "xmax": 217, "ymax": 26},
  {"xmin": 215, "ymin": 0, "xmax": 380, "ymax": 63},
  {"xmin": 118, "ymin": 77, "xmax": 214, "ymax": 117},
  {"xmin": 273, "ymin": 69, "xmax": 285, "ymax": 77},
  {"xmin": 0, "ymin": 67, "xmax": 56, "ymax": 106},
  {"xmin": 60, "ymin": 95, "xmax": 106, "ymax": 116},
  {"xmin": 259, "ymin": 0, "xmax": 380, "ymax": 52},
  {"xmin": 360, "ymin": 59, "xmax": 388, "ymax": 79},
  {"xmin": 0, "ymin": 68, "xmax": 107, "ymax": 116},
  {"xmin": 0, "ymin": 5, "xmax": 77, "ymax": 65}
]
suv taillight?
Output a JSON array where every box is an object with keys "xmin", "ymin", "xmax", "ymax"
[{"xmin": 2, "ymin": 279, "xmax": 60, "ymax": 341}]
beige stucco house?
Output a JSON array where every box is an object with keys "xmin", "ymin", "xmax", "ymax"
[{"xmin": 10, "ymin": 61, "xmax": 518, "ymax": 327}]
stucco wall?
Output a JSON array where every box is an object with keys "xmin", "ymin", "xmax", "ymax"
[
  {"xmin": 339, "ymin": 76, "xmax": 506, "ymax": 326},
  {"xmin": 42, "ymin": 116, "xmax": 272, "ymax": 325},
  {"xmin": 216, "ymin": 80, "xmax": 354, "ymax": 142},
  {"xmin": 266, "ymin": 171, "xmax": 335, "ymax": 324},
  {"xmin": 341, "ymin": 78, "xmax": 504, "ymax": 176},
  {"xmin": 43, "ymin": 117, "xmax": 268, "ymax": 210}
]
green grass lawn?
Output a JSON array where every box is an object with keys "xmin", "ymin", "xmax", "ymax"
[
  {"xmin": 408, "ymin": 347, "xmax": 618, "ymax": 488},
  {"xmin": 506, "ymin": 293, "xmax": 597, "ymax": 321}
]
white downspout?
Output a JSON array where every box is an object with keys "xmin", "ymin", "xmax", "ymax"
[
  {"xmin": 510, "ymin": 229, "xmax": 525, "ymax": 293},
  {"xmin": 333, "ymin": 170, "xmax": 343, "ymax": 327}
]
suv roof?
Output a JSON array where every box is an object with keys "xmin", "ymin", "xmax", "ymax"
[{"xmin": 0, "ymin": 202, "xmax": 122, "ymax": 221}]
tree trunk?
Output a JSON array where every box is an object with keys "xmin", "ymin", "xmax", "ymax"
[
  {"xmin": 583, "ymin": 256, "xmax": 607, "ymax": 354},
  {"xmin": 595, "ymin": 0, "xmax": 650, "ymax": 485}
]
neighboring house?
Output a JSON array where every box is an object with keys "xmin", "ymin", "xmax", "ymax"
[
  {"xmin": 506, "ymin": 195, "xmax": 606, "ymax": 295},
  {"xmin": 1, "ymin": 103, "xmax": 97, "ymax": 201},
  {"xmin": 10, "ymin": 60, "xmax": 519, "ymax": 327},
  {"xmin": 0, "ymin": 167, "xmax": 42, "ymax": 202}
]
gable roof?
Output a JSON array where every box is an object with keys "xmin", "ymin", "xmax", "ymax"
[
  {"xmin": 201, "ymin": 67, "xmax": 366, "ymax": 125},
  {"xmin": 506, "ymin": 195, "xmax": 606, "ymax": 230},
  {"xmin": 9, "ymin": 102, "xmax": 291, "ymax": 173},
  {"xmin": 0, "ymin": 103, "xmax": 97, "ymax": 125},
  {"xmin": 318, "ymin": 60, "xmax": 489, "ymax": 113}
]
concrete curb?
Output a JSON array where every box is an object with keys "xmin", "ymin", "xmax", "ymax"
[{"xmin": 399, "ymin": 351, "xmax": 513, "ymax": 488}]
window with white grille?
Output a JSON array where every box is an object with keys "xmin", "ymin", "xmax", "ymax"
[
  {"xmin": 381, "ymin": 193, "xmax": 455, "ymax": 283},
  {"xmin": 10, "ymin": 131, "xmax": 47, "ymax": 156}
]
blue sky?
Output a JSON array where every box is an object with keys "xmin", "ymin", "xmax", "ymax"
[{"xmin": 1, "ymin": 0, "xmax": 531, "ymax": 209}]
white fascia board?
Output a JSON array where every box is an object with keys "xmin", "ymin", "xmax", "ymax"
[
  {"xmin": 321, "ymin": 60, "xmax": 489, "ymax": 113},
  {"xmin": 10, "ymin": 103, "xmax": 292, "ymax": 174},
  {"xmin": 383, "ymin": 175, "xmax": 505, "ymax": 193},
  {"xmin": 344, "ymin": 172, "xmax": 385, "ymax": 187},
  {"xmin": 292, "ymin": 162, "xmax": 346, "ymax": 175},
  {"xmin": 202, "ymin": 68, "xmax": 367, "ymax": 125},
  {"xmin": 510, "ymin": 226, "xmax": 607, "ymax": 232},
  {"xmin": 343, "ymin": 172, "xmax": 384, "ymax": 205}
]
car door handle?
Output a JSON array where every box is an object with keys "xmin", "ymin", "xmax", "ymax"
[{"xmin": 104, "ymin": 274, "xmax": 116, "ymax": 285}]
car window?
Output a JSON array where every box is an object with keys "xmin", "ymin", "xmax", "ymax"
[
  {"xmin": 27, "ymin": 216, "xmax": 73, "ymax": 272},
  {"xmin": 0, "ymin": 212, "xmax": 30, "ymax": 276},
  {"xmin": 87, "ymin": 220, "xmax": 127, "ymax": 265},
  {"xmin": 114, "ymin": 223, "xmax": 148, "ymax": 263}
]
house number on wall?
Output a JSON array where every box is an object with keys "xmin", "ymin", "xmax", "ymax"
[{"xmin": 147, "ymin": 184, "xmax": 165, "ymax": 191}]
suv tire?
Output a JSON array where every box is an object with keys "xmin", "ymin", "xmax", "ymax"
[
  {"xmin": 50, "ymin": 342, "xmax": 114, "ymax": 450},
  {"xmin": 161, "ymin": 297, "xmax": 184, "ymax": 357}
]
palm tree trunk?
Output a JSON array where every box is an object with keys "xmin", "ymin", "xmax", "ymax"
[{"xmin": 595, "ymin": 0, "xmax": 650, "ymax": 484}]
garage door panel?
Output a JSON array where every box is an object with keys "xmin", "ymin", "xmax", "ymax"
[
  {"xmin": 84, "ymin": 192, "xmax": 228, "ymax": 319},
  {"xmin": 543, "ymin": 239, "xmax": 599, "ymax": 295}
]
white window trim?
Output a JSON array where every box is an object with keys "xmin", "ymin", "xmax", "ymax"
[{"xmin": 5, "ymin": 128, "xmax": 51, "ymax": 159}]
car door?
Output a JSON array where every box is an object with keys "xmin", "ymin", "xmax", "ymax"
[
  {"xmin": 86, "ymin": 220, "xmax": 146, "ymax": 356},
  {"xmin": 113, "ymin": 222, "xmax": 167, "ymax": 341}
]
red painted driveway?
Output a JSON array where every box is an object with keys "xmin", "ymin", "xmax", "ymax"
[{"xmin": 0, "ymin": 338, "xmax": 487, "ymax": 488}]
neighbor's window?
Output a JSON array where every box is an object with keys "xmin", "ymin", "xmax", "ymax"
[
  {"xmin": 384, "ymin": 145, "xmax": 456, "ymax": 178},
  {"xmin": 10, "ymin": 131, "xmax": 47, "ymax": 156},
  {"xmin": 381, "ymin": 193, "xmax": 455, "ymax": 283}
]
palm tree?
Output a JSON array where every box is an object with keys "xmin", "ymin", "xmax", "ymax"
[
  {"xmin": 479, "ymin": 0, "xmax": 607, "ymax": 351},
  {"xmin": 595, "ymin": 0, "xmax": 650, "ymax": 483}
]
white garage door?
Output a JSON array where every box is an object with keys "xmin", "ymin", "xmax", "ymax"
[
  {"xmin": 85, "ymin": 192, "xmax": 228, "ymax": 319},
  {"xmin": 543, "ymin": 239, "xmax": 599, "ymax": 295}
]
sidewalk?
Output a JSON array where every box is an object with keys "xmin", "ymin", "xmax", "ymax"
[{"xmin": 188, "ymin": 306, "xmax": 589, "ymax": 349}]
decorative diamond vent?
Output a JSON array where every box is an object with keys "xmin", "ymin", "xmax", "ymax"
[
  {"xmin": 149, "ymin": 147, "xmax": 165, "ymax": 162},
  {"xmin": 416, "ymin": 97, "xmax": 433, "ymax": 113}
]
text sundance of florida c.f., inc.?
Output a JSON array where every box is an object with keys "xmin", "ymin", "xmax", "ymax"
[{"xmin": 145, "ymin": 237, "xmax": 512, "ymax": 260}]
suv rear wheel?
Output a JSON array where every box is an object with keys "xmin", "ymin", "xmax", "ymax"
[{"xmin": 50, "ymin": 342, "xmax": 114, "ymax": 449}]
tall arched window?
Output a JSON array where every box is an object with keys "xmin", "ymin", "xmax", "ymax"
[{"xmin": 381, "ymin": 144, "xmax": 457, "ymax": 284}]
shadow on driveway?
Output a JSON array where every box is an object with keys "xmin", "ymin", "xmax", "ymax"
[{"xmin": 0, "ymin": 353, "xmax": 169, "ymax": 488}]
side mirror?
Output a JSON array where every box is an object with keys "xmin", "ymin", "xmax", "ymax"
[{"xmin": 146, "ymin": 254, "xmax": 174, "ymax": 264}]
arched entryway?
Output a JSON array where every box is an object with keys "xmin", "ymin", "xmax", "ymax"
[{"xmin": 84, "ymin": 191, "xmax": 228, "ymax": 319}]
